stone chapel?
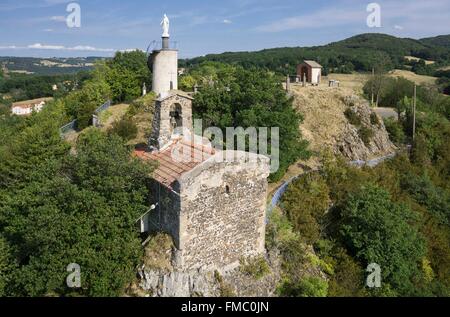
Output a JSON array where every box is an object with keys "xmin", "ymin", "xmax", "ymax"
[{"xmin": 135, "ymin": 16, "xmax": 270, "ymax": 272}]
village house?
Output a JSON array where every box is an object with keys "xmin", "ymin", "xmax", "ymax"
[
  {"xmin": 11, "ymin": 97, "xmax": 53, "ymax": 116},
  {"xmin": 297, "ymin": 60, "xmax": 323, "ymax": 85}
]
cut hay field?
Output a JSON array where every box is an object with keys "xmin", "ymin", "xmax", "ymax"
[
  {"xmin": 404, "ymin": 56, "xmax": 435, "ymax": 65},
  {"xmin": 388, "ymin": 69, "xmax": 438, "ymax": 85},
  {"xmin": 322, "ymin": 70, "xmax": 438, "ymax": 94}
]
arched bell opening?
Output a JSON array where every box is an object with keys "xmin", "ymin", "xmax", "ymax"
[{"xmin": 169, "ymin": 103, "xmax": 183, "ymax": 135}]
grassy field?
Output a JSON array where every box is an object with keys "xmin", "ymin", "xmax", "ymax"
[
  {"xmin": 99, "ymin": 104, "xmax": 130, "ymax": 131},
  {"xmin": 323, "ymin": 73, "xmax": 368, "ymax": 94},
  {"xmin": 404, "ymin": 56, "xmax": 436, "ymax": 65},
  {"xmin": 388, "ymin": 69, "xmax": 438, "ymax": 85},
  {"xmin": 321, "ymin": 70, "xmax": 438, "ymax": 95}
]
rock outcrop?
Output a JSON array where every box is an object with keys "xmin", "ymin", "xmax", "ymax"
[
  {"xmin": 336, "ymin": 95, "xmax": 396, "ymax": 160},
  {"xmin": 292, "ymin": 86, "xmax": 396, "ymax": 161},
  {"xmin": 133, "ymin": 244, "xmax": 281, "ymax": 297}
]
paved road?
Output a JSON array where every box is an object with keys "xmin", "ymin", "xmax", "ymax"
[{"xmin": 374, "ymin": 107, "xmax": 398, "ymax": 120}]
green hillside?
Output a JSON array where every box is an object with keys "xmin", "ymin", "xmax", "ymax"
[
  {"xmin": 0, "ymin": 56, "xmax": 104, "ymax": 76},
  {"xmin": 420, "ymin": 35, "xmax": 450, "ymax": 49},
  {"xmin": 181, "ymin": 33, "xmax": 450, "ymax": 75}
]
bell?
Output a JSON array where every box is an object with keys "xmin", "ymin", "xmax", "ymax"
[{"xmin": 170, "ymin": 116, "xmax": 177, "ymax": 129}]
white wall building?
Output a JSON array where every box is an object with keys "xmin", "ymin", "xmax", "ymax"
[
  {"xmin": 11, "ymin": 98, "xmax": 52, "ymax": 116},
  {"xmin": 297, "ymin": 60, "xmax": 323, "ymax": 85}
]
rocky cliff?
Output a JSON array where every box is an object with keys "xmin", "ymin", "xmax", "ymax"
[
  {"xmin": 127, "ymin": 234, "xmax": 281, "ymax": 297},
  {"xmin": 292, "ymin": 86, "xmax": 396, "ymax": 161}
]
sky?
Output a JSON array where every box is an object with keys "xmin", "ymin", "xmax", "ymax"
[{"xmin": 0, "ymin": 0, "xmax": 449, "ymax": 58}]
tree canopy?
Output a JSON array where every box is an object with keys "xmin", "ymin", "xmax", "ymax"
[
  {"xmin": 0, "ymin": 103, "xmax": 153, "ymax": 296},
  {"xmin": 192, "ymin": 63, "xmax": 310, "ymax": 181}
]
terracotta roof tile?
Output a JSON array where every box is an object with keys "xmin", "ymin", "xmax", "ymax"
[{"xmin": 134, "ymin": 139, "xmax": 215, "ymax": 189}]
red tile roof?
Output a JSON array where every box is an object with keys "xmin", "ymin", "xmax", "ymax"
[
  {"xmin": 12, "ymin": 97, "xmax": 53, "ymax": 108},
  {"xmin": 135, "ymin": 138, "xmax": 215, "ymax": 189}
]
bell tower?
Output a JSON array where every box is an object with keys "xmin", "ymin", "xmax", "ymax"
[{"xmin": 148, "ymin": 15, "xmax": 193, "ymax": 151}]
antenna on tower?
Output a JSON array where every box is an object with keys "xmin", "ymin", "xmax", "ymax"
[{"xmin": 145, "ymin": 40, "xmax": 157, "ymax": 56}]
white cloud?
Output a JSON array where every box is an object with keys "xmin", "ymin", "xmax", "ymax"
[
  {"xmin": 28, "ymin": 43, "xmax": 65, "ymax": 50},
  {"xmin": 50, "ymin": 15, "xmax": 66, "ymax": 22},
  {"xmin": 255, "ymin": 7, "xmax": 364, "ymax": 32},
  {"xmin": 0, "ymin": 43, "xmax": 115, "ymax": 52},
  {"xmin": 255, "ymin": 0, "xmax": 450, "ymax": 35},
  {"xmin": 223, "ymin": 19, "xmax": 232, "ymax": 24}
]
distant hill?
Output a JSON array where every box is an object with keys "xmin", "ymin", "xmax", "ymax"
[
  {"xmin": 0, "ymin": 56, "xmax": 106, "ymax": 76},
  {"xmin": 181, "ymin": 33, "xmax": 450, "ymax": 75},
  {"xmin": 420, "ymin": 35, "xmax": 450, "ymax": 49}
]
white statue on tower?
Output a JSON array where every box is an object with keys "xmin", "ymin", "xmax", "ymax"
[{"xmin": 161, "ymin": 14, "xmax": 170, "ymax": 38}]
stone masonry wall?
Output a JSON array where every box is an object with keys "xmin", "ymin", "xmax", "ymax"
[
  {"xmin": 150, "ymin": 93, "xmax": 193, "ymax": 150},
  {"xmin": 148, "ymin": 181, "xmax": 181, "ymax": 248},
  {"xmin": 177, "ymin": 152, "xmax": 270, "ymax": 271}
]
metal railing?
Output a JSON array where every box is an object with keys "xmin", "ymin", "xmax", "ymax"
[
  {"xmin": 60, "ymin": 100, "xmax": 111, "ymax": 137},
  {"xmin": 60, "ymin": 119, "xmax": 77, "ymax": 136},
  {"xmin": 146, "ymin": 40, "xmax": 178, "ymax": 54},
  {"xmin": 266, "ymin": 152, "xmax": 399, "ymax": 221},
  {"xmin": 94, "ymin": 100, "xmax": 111, "ymax": 114}
]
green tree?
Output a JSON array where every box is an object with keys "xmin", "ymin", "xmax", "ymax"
[
  {"xmin": 64, "ymin": 79, "xmax": 111, "ymax": 129},
  {"xmin": 0, "ymin": 129, "xmax": 153, "ymax": 296},
  {"xmin": 383, "ymin": 117, "xmax": 406, "ymax": 145},
  {"xmin": 340, "ymin": 184, "xmax": 426, "ymax": 295},
  {"xmin": 193, "ymin": 64, "xmax": 310, "ymax": 181},
  {"xmin": 0, "ymin": 236, "xmax": 15, "ymax": 296},
  {"xmin": 108, "ymin": 117, "xmax": 138, "ymax": 141},
  {"xmin": 282, "ymin": 173, "xmax": 330, "ymax": 244},
  {"xmin": 395, "ymin": 96, "xmax": 411, "ymax": 121},
  {"xmin": 280, "ymin": 276, "xmax": 328, "ymax": 297},
  {"xmin": 105, "ymin": 50, "xmax": 150, "ymax": 103}
]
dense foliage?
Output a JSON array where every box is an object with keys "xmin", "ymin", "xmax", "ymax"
[
  {"xmin": 363, "ymin": 76, "xmax": 450, "ymax": 119},
  {"xmin": 181, "ymin": 34, "xmax": 450, "ymax": 76},
  {"xmin": 190, "ymin": 62, "xmax": 310, "ymax": 181},
  {"xmin": 0, "ymin": 57, "xmax": 99, "ymax": 76},
  {"xmin": 0, "ymin": 104, "xmax": 153, "ymax": 296},
  {"xmin": 49, "ymin": 50, "xmax": 150, "ymax": 129},
  {"xmin": 277, "ymin": 80, "xmax": 450, "ymax": 297},
  {"xmin": 0, "ymin": 73, "xmax": 90, "ymax": 102},
  {"xmin": 102, "ymin": 50, "xmax": 151, "ymax": 103}
]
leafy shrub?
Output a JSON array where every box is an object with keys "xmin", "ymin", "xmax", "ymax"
[
  {"xmin": 109, "ymin": 117, "xmax": 138, "ymax": 141},
  {"xmin": 282, "ymin": 173, "xmax": 331, "ymax": 244},
  {"xmin": 358, "ymin": 126, "xmax": 374, "ymax": 145},
  {"xmin": 344, "ymin": 108, "xmax": 361, "ymax": 126},
  {"xmin": 143, "ymin": 233, "xmax": 174, "ymax": 272},
  {"xmin": 279, "ymin": 276, "xmax": 328, "ymax": 297},
  {"xmin": 214, "ymin": 271, "xmax": 235, "ymax": 297},
  {"xmin": 370, "ymin": 112, "xmax": 380, "ymax": 126},
  {"xmin": 339, "ymin": 184, "xmax": 426, "ymax": 295},
  {"xmin": 384, "ymin": 117, "xmax": 405, "ymax": 144},
  {"xmin": 265, "ymin": 207, "xmax": 298, "ymax": 249},
  {"xmin": 128, "ymin": 93, "xmax": 156, "ymax": 116},
  {"xmin": 239, "ymin": 256, "xmax": 271, "ymax": 280}
]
